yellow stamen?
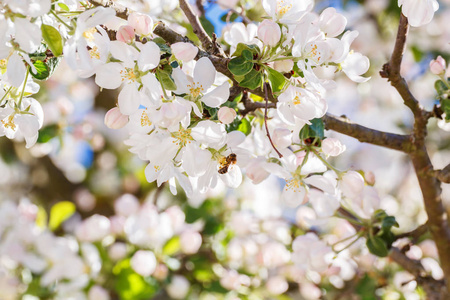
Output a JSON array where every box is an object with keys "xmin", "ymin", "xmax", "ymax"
[
  {"xmin": 1, "ymin": 114, "xmax": 16, "ymax": 131},
  {"xmin": 171, "ymin": 127, "xmax": 193, "ymax": 147},
  {"xmin": 187, "ymin": 82, "xmax": 204, "ymax": 98},
  {"xmin": 89, "ymin": 46, "xmax": 100, "ymax": 59},
  {"xmin": 83, "ymin": 27, "xmax": 97, "ymax": 42},
  {"xmin": 277, "ymin": 0, "xmax": 292, "ymax": 17},
  {"xmin": 140, "ymin": 109, "xmax": 152, "ymax": 127},
  {"xmin": 120, "ymin": 68, "xmax": 137, "ymax": 82},
  {"xmin": 285, "ymin": 178, "xmax": 303, "ymax": 192}
]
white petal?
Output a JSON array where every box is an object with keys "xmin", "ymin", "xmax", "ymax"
[
  {"xmin": 194, "ymin": 57, "xmax": 215, "ymax": 91},
  {"xmin": 138, "ymin": 41, "xmax": 160, "ymax": 72},
  {"xmin": 118, "ymin": 84, "xmax": 141, "ymax": 115},
  {"xmin": 95, "ymin": 63, "xmax": 123, "ymax": 89},
  {"xmin": 201, "ymin": 82, "xmax": 230, "ymax": 107},
  {"xmin": 7, "ymin": 53, "xmax": 26, "ymax": 87}
]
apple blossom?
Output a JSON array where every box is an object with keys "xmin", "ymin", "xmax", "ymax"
[
  {"xmin": 398, "ymin": 0, "xmax": 439, "ymax": 27},
  {"xmin": 104, "ymin": 107, "xmax": 129, "ymax": 129},
  {"xmin": 257, "ymin": 19, "xmax": 281, "ymax": 47},
  {"xmin": 321, "ymin": 138, "xmax": 346, "ymax": 157},
  {"xmin": 167, "ymin": 275, "xmax": 190, "ymax": 299},
  {"xmin": 171, "ymin": 42, "xmax": 199, "ymax": 62},
  {"xmin": 430, "ymin": 56, "xmax": 446, "ymax": 75},
  {"xmin": 218, "ymin": 106, "xmax": 237, "ymax": 124},
  {"xmin": 130, "ymin": 250, "xmax": 157, "ymax": 276},
  {"xmin": 128, "ymin": 12, "xmax": 154, "ymax": 37},
  {"xmin": 180, "ymin": 230, "xmax": 202, "ymax": 254},
  {"xmin": 116, "ymin": 25, "xmax": 135, "ymax": 44}
]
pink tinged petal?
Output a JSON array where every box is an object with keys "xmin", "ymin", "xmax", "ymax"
[
  {"xmin": 194, "ymin": 57, "xmax": 216, "ymax": 91},
  {"xmin": 95, "ymin": 63, "xmax": 123, "ymax": 89},
  {"xmin": 401, "ymin": 0, "xmax": 439, "ymax": 27},
  {"xmin": 201, "ymin": 82, "xmax": 230, "ymax": 107},
  {"xmin": 14, "ymin": 18, "xmax": 41, "ymax": 53},
  {"xmin": 138, "ymin": 41, "xmax": 160, "ymax": 72},
  {"xmin": 171, "ymin": 42, "xmax": 198, "ymax": 62},
  {"xmin": 218, "ymin": 107, "xmax": 237, "ymax": 124},
  {"xmin": 7, "ymin": 53, "xmax": 26, "ymax": 87},
  {"xmin": 118, "ymin": 85, "xmax": 141, "ymax": 115},
  {"xmin": 319, "ymin": 7, "xmax": 347, "ymax": 37},
  {"xmin": 104, "ymin": 107, "xmax": 129, "ymax": 129}
]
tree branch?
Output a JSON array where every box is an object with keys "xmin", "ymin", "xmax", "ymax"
[
  {"xmin": 322, "ymin": 114, "xmax": 413, "ymax": 152},
  {"xmin": 380, "ymin": 12, "xmax": 450, "ymax": 295},
  {"xmin": 431, "ymin": 164, "xmax": 450, "ymax": 184},
  {"xmin": 87, "ymin": 0, "xmax": 129, "ymax": 19}
]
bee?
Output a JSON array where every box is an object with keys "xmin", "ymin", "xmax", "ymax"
[{"xmin": 218, "ymin": 153, "xmax": 237, "ymax": 174}]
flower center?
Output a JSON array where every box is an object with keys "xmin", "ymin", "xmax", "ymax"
[
  {"xmin": 171, "ymin": 127, "xmax": 193, "ymax": 147},
  {"xmin": 307, "ymin": 43, "xmax": 323, "ymax": 63},
  {"xmin": 0, "ymin": 59, "xmax": 7, "ymax": 69},
  {"xmin": 89, "ymin": 46, "xmax": 100, "ymax": 59},
  {"xmin": 140, "ymin": 109, "xmax": 152, "ymax": 127},
  {"xmin": 1, "ymin": 114, "xmax": 16, "ymax": 131},
  {"xmin": 120, "ymin": 68, "xmax": 137, "ymax": 82},
  {"xmin": 83, "ymin": 27, "xmax": 97, "ymax": 42},
  {"xmin": 293, "ymin": 93, "xmax": 302, "ymax": 105},
  {"xmin": 277, "ymin": 0, "xmax": 292, "ymax": 17},
  {"xmin": 187, "ymin": 82, "xmax": 204, "ymax": 99},
  {"xmin": 285, "ymin": 178, "xmax": 303, "ymax": 192}
]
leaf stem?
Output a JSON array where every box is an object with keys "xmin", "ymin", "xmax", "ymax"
[{"xmin": 18, "ymin": 67, "xmax": 30, "ymax": 108}]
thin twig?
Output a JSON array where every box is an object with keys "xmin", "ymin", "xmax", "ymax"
[
  {"xmin": 264, "ymin": 82, "xmax": 283, "ymax": 158},
  {"xmin": 431, "ymin": 164, "xmax": 450, "ymax": 184}
]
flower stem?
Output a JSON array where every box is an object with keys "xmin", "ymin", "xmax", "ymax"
[
  {"xmin": 18, "ymin": 67, "xmax": 30, "ymax": 108},
  {"xmin": 0, "ymin": 86, "xmax": 13, "ymax": 105},
  {"xmin": 51, "ymin": 10, "xmax": 74, "ymax": 30}
]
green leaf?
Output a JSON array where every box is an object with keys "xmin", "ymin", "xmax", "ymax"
[
  {"xmin": 57, "ymin": 3, "xmax": 70, "ymax": 11},
  {"xmin": 435, "ymin": 80, "xmax": 448, "ymax": 95},
  {"xmin": 37, "ymin": 124, "xmax": 59, "ymax": 143},
  {"xmin": 237, "ymin": 117, "xmax": 252, "ymax": 135},
  {"xmin": 309, "ymin": 118, "xmax": 325, "ymax": 139},
  {"xmin": 355, "ymin": 274, "xmax": 377, "ymax": 300},
  {"xmin": 153, "ymin": 37, "xmax": 172, "ymax": 54},
  {"xmin": 232, "ymin": 43, "xmax": 260, "ymax": 57},
  {"xmin": 382, "ymin": 216, "xmax": 399, "ymax": 231},
  {"xmin": 239, "ymin": 69, "xmax": 263, "ymax": 90},
  {"xmin": 266, "ymin": 67, "xmax": 287, "ymax": 93},
  {"xmin": 199, "ymin": 17, "xmax": 215, "ymax": 37},
  {"xmin": 366, "ymin": 236, "xmax": 389, "ymax": 257},
  {"xmin": 220, "ymin": 12, "xmax": 238, "ymax": 23},
  {"xmin": 156, "ymin": 67, "xmax": 177, "ymax": 91},
  {"xmin": 30, "ymin": 60, "xmax": 50, "ymax": 80},
  {"xmin": 163, "ymin": 236, "xmax": 181, "ymax": 256},
  {"xmin": 49, "ymin": 201, "xmax": 76, "ymax": 231},
  {"xmin": 41, "ymin": 24, "xmax": 63, "ymax": 57},
  {"xmin": 228, "ymin": 56, "xmax": 253, "ymax": 76},
  {"xmin": 441, "ymin": 98, "xmax": 450, "ymax": 122},
  {"xmin": 114, "ymin": 259, "xmax": 159, "ymax": 300}
]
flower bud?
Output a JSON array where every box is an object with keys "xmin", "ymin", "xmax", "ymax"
[
  {"xmin": 108, "ymin": 242, "xmax": 127, "ymax": 261},
  {"xmin": 171, "ymin": 42, "xmax": 199, "ymax": 62},
  {"xmin": 128, "ymin": 12, "xmax": 153, "ymax": 36},
  {"xmin": 116, "ymin": 25, "xmax": 135, "ymax": 44},
  {"xmin": 321, "ymin": 138, "xmax": 346, "ymax": 156},
  {"xmin": 88, "ymin": 285, "xmax": 110, "ymax": 300},
  {"xmin": 430, "ymin": 56, "xmax": 446, "ymax": 75},
  {"xmin": 218, "ymin": 107, "xmax": 236, "ymax": 124},
  {"xmin": 114, "ymin": 194, "xmax": 140, "ymax": 216},
  {"xmin": 130, "ymin": 250, "xmax": 157, "ymax": 276},
  {"xmin": 180, "ymin": 230, "xmax": 202, "ymax": 254},
  {"xmin": 167, "ymin": 275, "xmax": 190, "ymax": 299},
  {"xmin": 272, "ymin": 128, "xmax": 292, "ymax": 149},
  {"xmin": 340, "ymin": 171, "xmax": 365, "ymax": 199},
  {"xmin": 273, "ymin": 59, "xmax": 294, "ymax": 73},
  {"xmin": 104, "ymin": 107, "xmax": 128, "ymax": 129},
  {"xmin": 319, "ymin": 7, "xmax": 347, "ymax": 38},
  {"xmin": 153, "ymin": 264, "xmax": 169, "ymax": 281},
  {"xmin": 75, "ymin": 214, "xmax": 110, "ymax": 242},
  {"xmin": 257, "ymin": 20, "xmax": 281, "ymax": 47},
  {"xmin": 266, "ymin": 276, "xmax": 288, "ymax": 295}
]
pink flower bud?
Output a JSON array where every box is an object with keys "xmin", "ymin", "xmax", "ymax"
[
  {"xmin": 180, "ymin": 230, "xmax": 202, "ymax": 254},
  {"xmin": 153, "ymin": 264, "xmax": 169, "ymax": 281},
  {"xmin": 273, "ymin": 59, "xmax": 294, "ymax": 73},
  {"xmin": 272, "ymin": 128, "xmax": 292, "ymax": 149},
  {"xmin": 167, "ymin": 276, "xmax": 190, "ymax": 299},
  {"xmin": 104, "ymin": 107, "xmax": 128, "ymax": 129},
  {"xmin": 130, "ymin": 250, "xmax": 157, "ymax": 276},
  {"xmin": 114, "ymin": 194, "xmax": 140, "ymax": 216},
  {"xmin": 266, "ymin": 276, "xmax": 288, "ymax": 295},
  {"xmin": 128, "ymin": 12, "xmax": 153, "ymax": 37},
  {"xmin": 116, "ymin": 25, "xmax": 135, "ymax": 44},
  {"xmin": 88, "ymin": 286, "xmax": 110, "ymax": 300},
  {"xmin": 319, "ymin": 7, "xmax": 347, "ymax": 38},
  {"xmin": 257, "ymin": 20, "xmax": 281, "ymax": 47},
  {"xmin": 108, "ymin": 242, "xmax": 127, "ymax": 261},
  {"xmin": 321, "ymin": 138, "xmax": 346, "ymax": 156},
  {"xmin": 171, "ymin": 42, "xmax": 199, "ymax": 62},
  {"xmin": 430, "ymin": 56, "xmax": 446, "ymax": 75},
  {"xmin": 218, "ymin": 106, "xmax": 236, "ymax": 124},
  {"xmin": 340, "ymin": 171, "xmax": 365, "ymax": 199},
  {"xmin": 75, "ymin": 214, "xmax": 111, "ymax": 242}
]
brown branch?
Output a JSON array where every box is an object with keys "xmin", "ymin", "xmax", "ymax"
[
  {"xmin": 264, "ymin": 82, "xmax": 283, "ymax": 158},
  {"xmin": 195, "ymin": 0, "xmax": 205, "ymax": 17},
  {"xmin": 323, "ymin": 114, "xmax": 413, "ymax": 152},
  {"xmin": 179, "ymin": 0, "xmax": 224, "ymax": 56},
  {"xmin": 395, "ymin": 223, "xmax": 429, "ymax": 241},
  {"xmin": 431, "ymin": 164, "xmax": 450, "ymax": 184},
  {"xmin": 380, "ymin": 12, "xmax": 450, "ymax": 296}
]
